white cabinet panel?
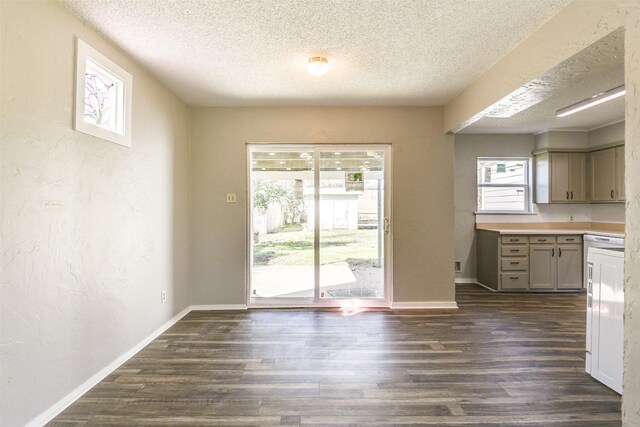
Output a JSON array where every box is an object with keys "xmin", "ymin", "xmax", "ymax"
[{"xmin": 588, "ymin": 248, "xmax": 624, "ymax": 394}]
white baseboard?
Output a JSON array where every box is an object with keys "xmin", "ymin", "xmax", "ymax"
[
  {"xmin": 455, "ymin": 278, "xmax": 477, "ymax": 284},
  {"xmin": 190, "ymin": 304, "xmax": 247, "ymax": 310},
  {"xmin": 26, "ymin": 306, "xmax": 191, "ymax": 427},
  {"xmin": 391, "ymin": 301, "xmax": 458, "ymax": 309},
  {"xmin": 248, "ymin": 302, "xmax": 391, "ymax": 309},
  {"xmin": 474, "ymin": 281, "xmax": 498, "ymax": 292}
]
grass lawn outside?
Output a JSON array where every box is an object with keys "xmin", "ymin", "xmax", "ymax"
[
  {"xmin": 254, "ymin": 225, "xmax": 381, "ymax": 267},
  {"xmin": 251, "ymin": 224, "xmax": 385, "ymax": 299}
]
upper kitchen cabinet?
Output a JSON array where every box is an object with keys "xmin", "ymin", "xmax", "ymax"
[
  {"xmin": 590, "ymin": 148, "xmax": 616, "ymax": 201},
  {"xmin": 590, "ymin": 144, "xmax": 624, "ymax": 203},
  {"xmin": 534, "ymin": 151, "xmax": 587, "ymax": 204},
  {"xmin": 616, "ymin": 145, "xmax": 625, "ymax": 201}
]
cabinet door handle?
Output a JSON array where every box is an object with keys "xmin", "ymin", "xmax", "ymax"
[
  {"xmin": 539, "ymin": 239, "xmax": 547, "ymax": 242},
  {"xmin": 510, "ymin": 277, "xmax": 519, "ymax": 280},
  {"xmin": 588, "ymin": 295, "xmax": 592, "ymax": 308},
  {"xmin": 566, "ymin": 238, "xmax": 575, "ymax": 241},
  {"xmin": 510, "ymin": 262, "xmax": 519, "ymax": 265},
  {"xmin": 510, "ymin": 249, "xmax": 519, "ymax": 252},
  {"xmin": 566, "ymin": 191, "xmax": 569, "ymax": 200},
  {"xmin": 611, "ymin": 190, "xmax": 615, "ymax": 199},
  {"xmin": 552, "ymin": 248, "xmax": 555, "ymax": 257},
  {"xmin": 510, "ymin": 238, "xmax": 519, "ymax": 242},
  {"xmin": 559, "ymin": 247, "xmax": 562, "ymax": 257},
  {"xmin": 570, "ymin": 191, "xmax": 574, "ymax": 200}
]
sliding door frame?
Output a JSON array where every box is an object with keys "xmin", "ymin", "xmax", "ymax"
[{"xmin": 245, "ymin": 143, "xmax": 393, "ymax": 308}]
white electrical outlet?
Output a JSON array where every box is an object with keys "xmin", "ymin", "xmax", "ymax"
[
  {"xmin": 226, "ymin": 193, "xmax": 237, "ymax": 203},
  {"xmin": 161, "ymin": 291, "xmax": 167, "ymax": 303}
]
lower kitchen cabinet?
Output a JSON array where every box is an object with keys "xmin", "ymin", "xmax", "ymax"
[
  {"xmin": 530, "ymin": 243, "xmax": 583, "ymax": 290},
  {"xmin": 500, "ymin": 272, "xmax": 528, "ymax": 289},
  {"xmin": 530, "ymin": 245, "xmax": 555, "ymax": 289},
  {"xmin": 556, "ymin": 244, "xmax": 582, "ymax": 289},
  {"xmin": 476, "ymin": 230, "xmax": 583, "ymax": 291}
]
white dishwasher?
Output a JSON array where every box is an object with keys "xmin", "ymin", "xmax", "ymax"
[{"xmin": 586, "ymin": 247, "xmax": 624, "ymax": 394}]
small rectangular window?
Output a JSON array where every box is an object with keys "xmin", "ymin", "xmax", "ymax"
[
  {"xmin": 74, "ymin": 38, "xmax": 132, "ymax": 147},
  {"xmin": 477, "ymin": 158, "xmax": 531, "ymax": 213}
]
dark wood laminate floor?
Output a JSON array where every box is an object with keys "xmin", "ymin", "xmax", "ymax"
[{"xmin": 50, "ymin": 285, "xmax": 621, "ymax": 426}]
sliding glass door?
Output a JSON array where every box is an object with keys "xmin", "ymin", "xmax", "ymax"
[
  {"xmin": 248, "ymin": 145, "xmax": 391, "ymax": 306},
  {"xmin": 318, "ymin": 149, "xmax": 386, "ymax": 300}
]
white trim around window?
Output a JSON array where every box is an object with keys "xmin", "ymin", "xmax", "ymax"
[
  {"xmin": 74, "ymin": 38, "xmax": 133, "ymax": 147},
  {"xmin": 476, "ymin": 157, "xmax": 532, "ymax": 214}
]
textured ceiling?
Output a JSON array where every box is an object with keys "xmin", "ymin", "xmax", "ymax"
[
  {"xmin": 61, "ymin": 0, "xmax": 570, "ymax": 107},
  {"xmin": 460, "ymin": 29, "xmax": 625, "ymax": 134}
]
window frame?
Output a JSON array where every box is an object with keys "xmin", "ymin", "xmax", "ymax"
[
  {"xmin": 476, "ymin": 157, "xmax": 532, "ymax": 214},
  {"xmin": 74, "ymin": 38, "xmax": 132, "ymax": 147}
]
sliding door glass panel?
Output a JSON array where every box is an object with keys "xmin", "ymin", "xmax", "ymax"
[
  {"xmin": 318, "ymin": 149, "xmax": 385, "ymax": 299},
  {"xmin": 250, "ymin": 148, "xmax": 315, "ymax": 298}
]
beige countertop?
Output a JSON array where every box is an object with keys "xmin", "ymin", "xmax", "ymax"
[
  {"xmin": 475, "ymin": 222, "xmax": 625, "ymax": 239},
  {"xmin": 476, "ymin": 228, "xmax": 624, "ymax": 239}
]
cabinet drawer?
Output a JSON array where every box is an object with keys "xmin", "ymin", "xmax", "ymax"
[
  {"xmin": 529, "ymin": 236, "xmax": 555, "ymax": 244},
  {"xmin": 501, "ymin": 257, "xmax": 529, "ymax": 271},
  {"xmin": 501, "ymin": 235, "xmax": 527, "ymax": 244},
  {"xmin": 501, "ymin": 245, "xmax": 529, "ymax": 257},
  {"xmin": 557, "ymin": 235, "xmax": 582, "ymax": 244},
  {"xmin": 501, "ymin": 272, "xmax": 528, "ymax": 289}
]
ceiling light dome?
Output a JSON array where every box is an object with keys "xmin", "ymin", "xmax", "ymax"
[{"xmin": 307, "ymin": 56, "xmax": 329, "ymax": 76}]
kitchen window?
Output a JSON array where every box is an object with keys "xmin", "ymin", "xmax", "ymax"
[{"xmin": 477, "ymin": 157, "xmax": 531, "ymax": 213}]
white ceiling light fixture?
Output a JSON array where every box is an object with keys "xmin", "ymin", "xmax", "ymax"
[
  {"xmin": 556, "ymin": 85, "xmax": 626, "ymax": 118},
  {"xmin": 307, "ymin": 56, "xmax": 329, "ymax": 77}
]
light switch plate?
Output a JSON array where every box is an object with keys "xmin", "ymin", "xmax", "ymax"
[{"xmin": 226, "ymin": 193, "xmax": 237, "ymax": 203}]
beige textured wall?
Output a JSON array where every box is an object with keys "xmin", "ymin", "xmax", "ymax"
[
  {"xmin": 589, "ymin": 121, "xmax": 625, "ymax": 147},
  {"xmin": 0, "ymin": 1, "xmax": 191, "ymax": 425},
  {"xmin": 534, "ymin": 131, "xmax": 588, "ymax": 150},
  {"xmin": 445, "ymin": 2, "xmax": 640, "ymax": 424},
  {"xmin": 623, "ymin": 14, "xmax": 640, "ymax": 425},
  {"xmin": 190, "ymin": 107, "xmax": 455, "ymax": 305},
  {"xmin": 453, "ymin": 134, "xmax": 535, "ymax": 280}
]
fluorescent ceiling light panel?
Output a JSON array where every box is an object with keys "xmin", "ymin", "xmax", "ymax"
[{"xmin": 556, "ymin": 85, "xmax": 625, "ymax": 118}]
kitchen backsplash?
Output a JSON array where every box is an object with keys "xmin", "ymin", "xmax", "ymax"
[{"xmin": 476, "ymin": 203, "xmax": 625, "ymax": 224}]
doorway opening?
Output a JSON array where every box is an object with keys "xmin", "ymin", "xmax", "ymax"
[{"xmin": 247, "ymin": 145, "xmax": 392, "ymax": 307}]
